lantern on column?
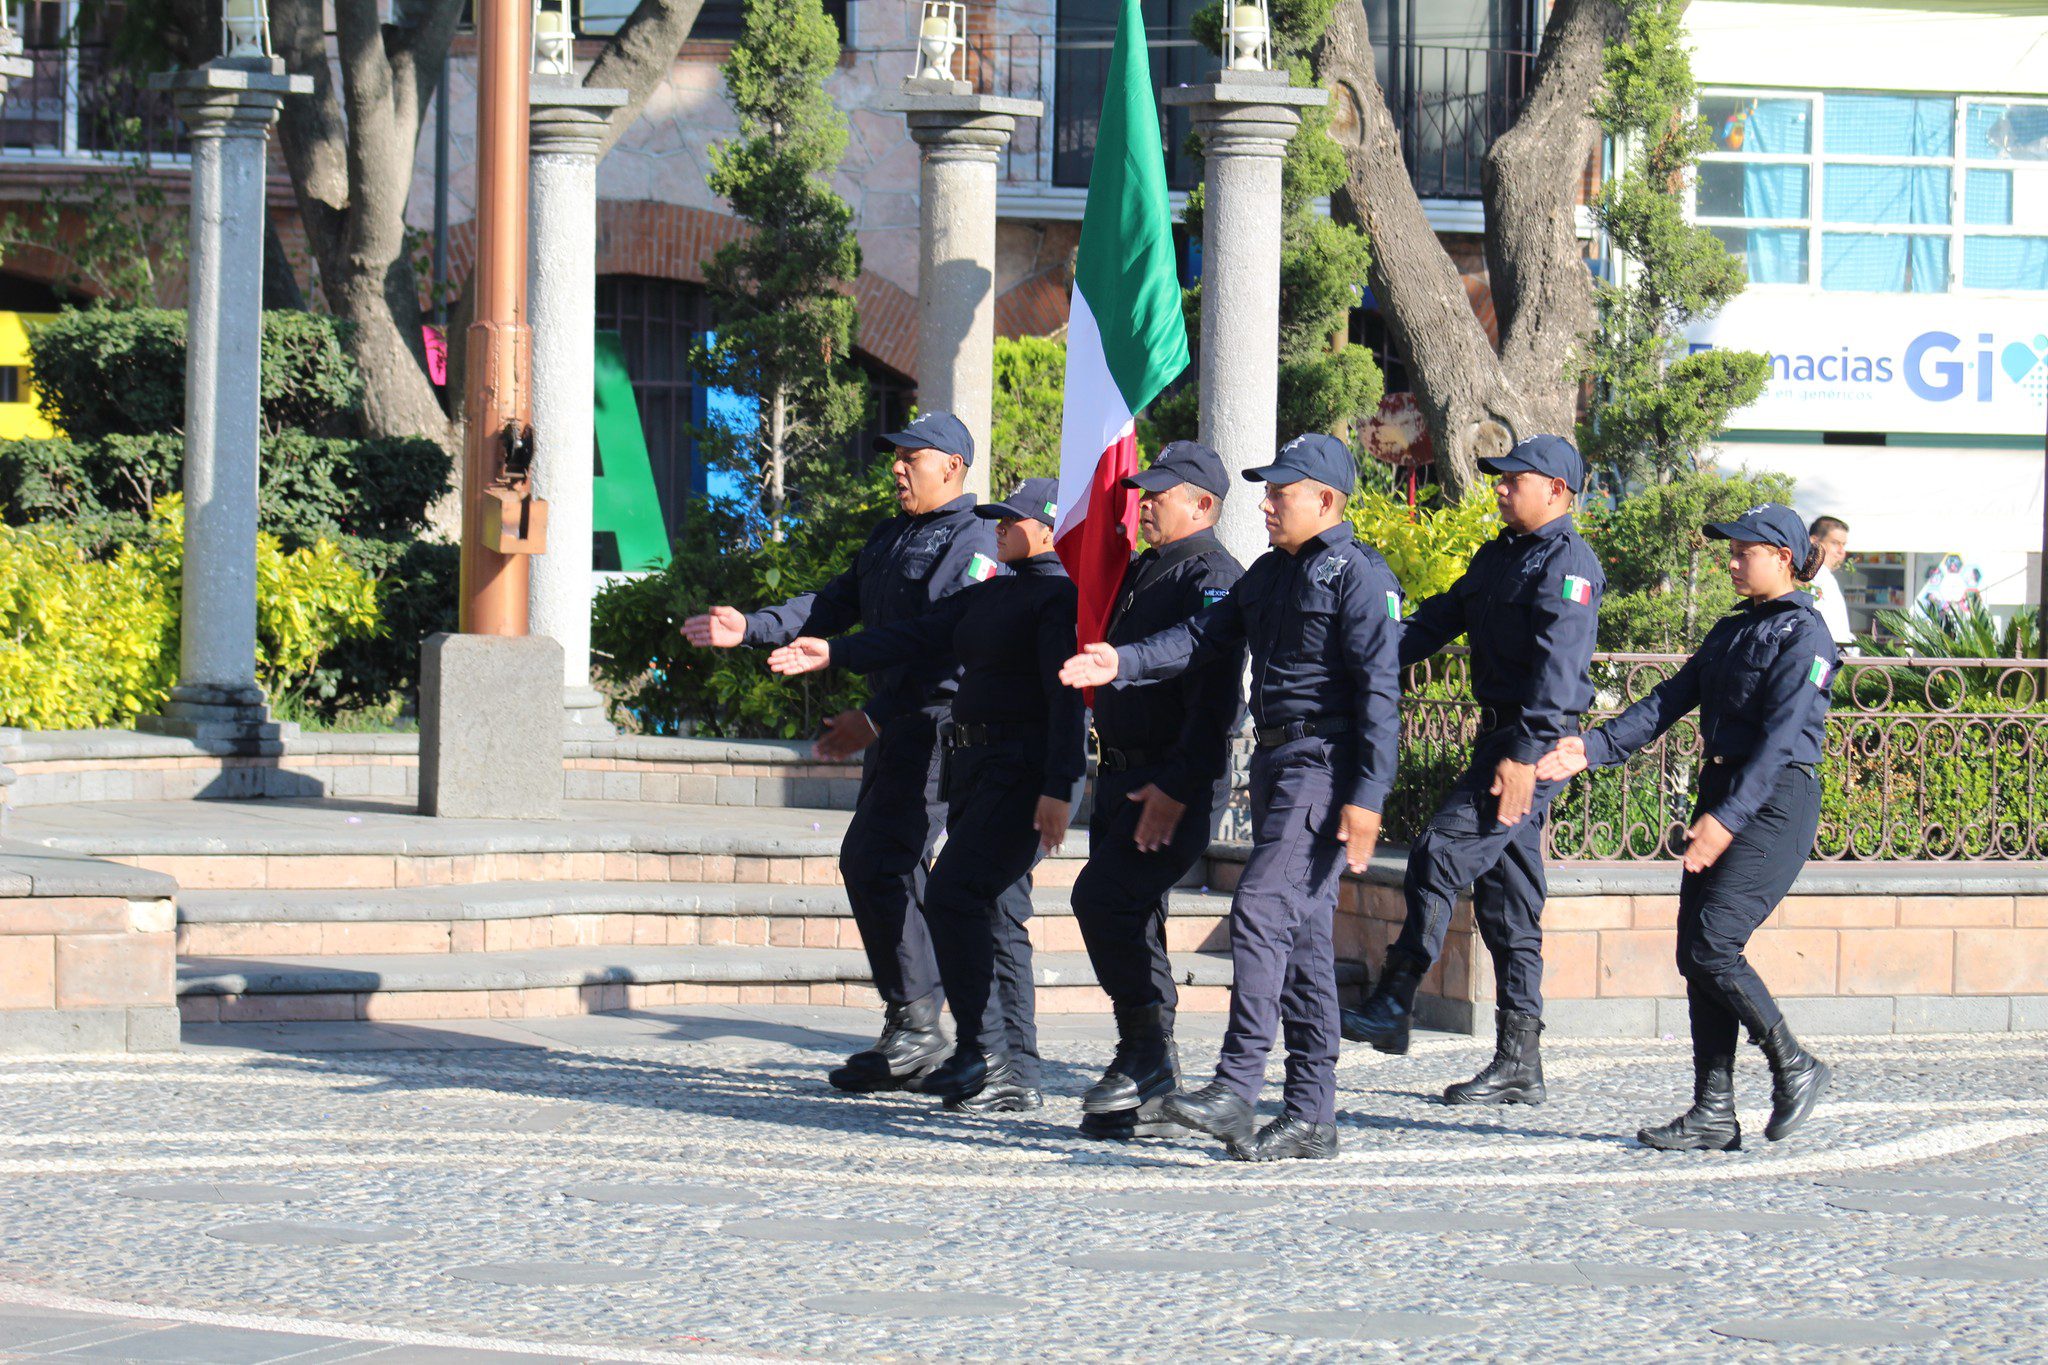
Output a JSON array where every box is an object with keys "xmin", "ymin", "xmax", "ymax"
[
  {"xmin": 914, "ymin": 1, "xmax": 965, "ymax": 82},
  {"xmin": 534, "ymin": 0, "xmax": 575, "ymax": 77},
  {"xmin": 222, "ymin": 0, "xmax": 272, "ymax": 60},
  {"xmin": 1225, "ymin": 0, "xmax": 1271, "ymax": 72}
]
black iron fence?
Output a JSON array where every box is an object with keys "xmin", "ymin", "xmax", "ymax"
[
  {"xmin": 0, "ymin": 43, "xmax": 186, "ymax": 161},
  {"xmin": 1396, "ymin": 653, "xmax": 2048, "ymax": 863}
]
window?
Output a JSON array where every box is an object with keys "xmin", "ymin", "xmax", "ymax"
[
  {"xmin": 1693, "ymin": 89, "xmax": 2048, "ymax": 293},
  {"xmin": 578, "ymin": 0, "xmax": 848, "ymax": 43},
  {"xmin": 1363, "ymin": 0, "xmax": 1538, "ymax": 199},
  {"xmin": 1053, "ymin": 0, "xmax": 1206, "ymax": 190},
  {"xmin": 0, "ymin": 1, "xmax": 185, "ymax": 161}
]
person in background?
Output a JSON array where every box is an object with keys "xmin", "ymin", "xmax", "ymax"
[{"xmin": 1806, "ymin": 515, "xmax": 1854, "ymax": 649}]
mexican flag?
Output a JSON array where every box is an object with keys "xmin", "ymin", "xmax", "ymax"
[{"xmin": 1052, "ymin": 0, "xmax": 1191, "ymax": 649}]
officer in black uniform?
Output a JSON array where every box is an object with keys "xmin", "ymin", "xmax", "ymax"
[
  {"xmin": 1538, "ymin": 503, "xmax": 1836, "ymax": 1150},
  {"xmin": 770, "ymin": 478, "xmax": 1087, "ymax": 1113},
  {"xmin": 682, "ymin": 412, "xmax": 999, "ymax": 1094},
  {"xmin": 1341, "ymin": 434, "xmax": 1603, "ymax": 1108},
  {"xmin": 1063, "ymin": 435, "xmax": 1402, "ymax": 1162},
  {"xmin": 1073, "ymin": 441, "xmax": 1246, "ymax": 1142}
]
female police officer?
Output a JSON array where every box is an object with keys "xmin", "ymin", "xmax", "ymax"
[
  {"xmin": 768, "ymin": 479, "xmax": 1086, "ymax": 1114},
  {"xmin": 1537, "ymin": 503, "xmax": 1836, "ymax": 1151}
]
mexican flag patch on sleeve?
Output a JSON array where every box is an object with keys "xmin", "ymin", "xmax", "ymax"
[
  {"xmin": 1807, "ymin": 655, "xmax": 1833, "ymax": 689},
  {"xmin": 1385, "ymin": 590, "xmax": 1402, "ymax": 620},
  {"xmin": 965, "ymin": 552, "xmax": 999, "ymax": 583},
  {"xmin": 1560, "ymin": 575, "xmax": 1595, "ymax": 605}
]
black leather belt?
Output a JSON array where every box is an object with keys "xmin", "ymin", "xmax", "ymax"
[
  {"xmin": 1097, "ymin": 742, "xmax": 1166, "ymax": 772},
  {"xmin": 1707, "ymin": 755, "xmax": 1817, "ymax": 776},
  {"xmin": 1253, "ymin": 716, "xmax": 1352, "ymax": 748},
  {"xmin": 946, "ymin": 722, "xmax": 1044, "ymax": 750},
  {"xmin": 1477, "ymin": 705, "xmax": 1523, "ymax": 734}
]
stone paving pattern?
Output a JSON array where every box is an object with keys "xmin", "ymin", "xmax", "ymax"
[{"xmin": 0, "ymin": 1009, "xmax": 2042, "ymax": 1360}]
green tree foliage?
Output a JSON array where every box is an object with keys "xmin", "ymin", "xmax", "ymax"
[
  {"xmin": 1153, "ymin": 0, "xmax": 1381, "ymax": 446},
  {"xmin": 693, "ymin": 0, "xmax": 868, "ymax": 539},
  {"xmin": 1347, "ymin": 488, "xmax": 1498, "ymax": 602},
  {"xmin": 1581, "ymin": 0, "xmax": 1770, "ymax": 484},
  {"xmin": 991, "ymin": 336, "xmax": 1067, "ymax": 489}
]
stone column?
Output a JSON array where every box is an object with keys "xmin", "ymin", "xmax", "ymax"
[
  {"xmin": 882, "ymin": 79, "xmax": 1042, "ymax": 503},
  {"xmin": 527, "ymin": 78, "xmax": 627, "ymax": 736},
  {"xmin": 1162, "ymin": 72, "xmax": 1327, "ymax": 570},
  {"xmin": 140, "ymin": 58, "xmax": 311, "ymax": 749}
]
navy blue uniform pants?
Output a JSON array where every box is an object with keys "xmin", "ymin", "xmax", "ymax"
[
  {"xmin": 922, "ymin": 740, "xmax": 1048, "ymax": 1086},
  {"xmin": 838, "ymin": 707, "xmax": 947, "ymax": 1007},
  {"xmin": 1393, "ymin": 733, "xmax": 1563, "ymax": 1017},
  {"xmin": 1678, "ymin": 765, "xmax": 1820, "ymax": 1058},
  {"xmin": 1213, "ymin": 736, "xmax": 1349, "ymax": 1124},
  {"xmin": 1069, "ymin": 765, "xmax": 1225, "ymax": 1028}
]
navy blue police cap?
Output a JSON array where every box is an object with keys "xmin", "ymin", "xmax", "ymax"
[
  {"xmin": 1478, "ymin": 433, "xmax": 1585, "ymax": 493},
  {"xmin": 975, "ymin": 477, "xmax": 1061, "ymax": 528},
  {"xmin": 875, "ymin": 410, "xmax": 975, "ymax": 465},
  {"xmin": 1704, "ymin": 502, "xmax": 1809, "ymax": 554},
  {"xmin": 1123, "ymin": 440, "xmax": 1229, "ymax": 498},
  {"xmin": 1242, "ymin": 433, "xmax": 1356, "ymax": 497}
]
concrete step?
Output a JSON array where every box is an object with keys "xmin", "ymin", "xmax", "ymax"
[
  {"xmin": 175, "ymin": 945, "xmax": 1361, "ymax": 1023},
  {"xmin": 174, "ymin": 881, "xmax": 1238, "ymax": 958}
]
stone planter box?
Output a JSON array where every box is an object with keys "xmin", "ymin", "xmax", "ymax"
[{"xmin": 0, "ymin": 845, "xmax": 178, "ymax": 1052}]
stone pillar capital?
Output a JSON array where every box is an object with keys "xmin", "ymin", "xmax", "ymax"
[
  {"xmin": 529, "ymin": 79, "xmax": 629, "ymax": 161},
  {"xmin": 151, "ymin": 57, "xmax": 311, "ymax": 137},
  {"xmin": 1160, "ymin": 71, "xmax": 1327, "ymax": 160},
  {"xmin": 883, "ymin": 82, "xmax": 1043, "ymax": 164}
]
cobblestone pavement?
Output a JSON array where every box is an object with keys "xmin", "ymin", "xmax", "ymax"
[{"xmin": 0, "ymin": 1009, "xmax": 2043, "ymax": 1363}]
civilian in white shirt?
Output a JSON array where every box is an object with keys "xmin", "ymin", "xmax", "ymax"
[{"xmin": 1806, "ymin": 515, "xmax": 1855, "ymax": 650}]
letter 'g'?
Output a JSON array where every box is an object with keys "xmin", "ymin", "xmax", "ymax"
[{"xmin": 1904, "ymin": 331, "xmax": 1963, "ymax": 401}]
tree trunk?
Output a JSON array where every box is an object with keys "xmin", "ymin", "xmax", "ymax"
[
  {"xmin": 1321, "ymin": 0, "xmax": 1621, "ymax": 499},
  {"xmin": 767, "ymin": 383, "xmax": 789, "ymax": 542},
  {"xmin": 584, "ymin": 0, "xmax": 709, "ymax": 157}
]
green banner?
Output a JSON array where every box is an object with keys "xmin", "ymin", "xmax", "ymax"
[{"xmin": 592, "ymin": 329, "xmax": 671, "ymax": 571}]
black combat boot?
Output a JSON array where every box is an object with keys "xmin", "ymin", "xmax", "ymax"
[
  {"xmin": 1081, "ymin": 1004, "xmax": 1177, "ymax": 1114},
  {"xmin": 1442, "ymin": 1009, "xmax": 1546, "ymax": 1106},
  {"xmin": 1637, "ymin": 1054, "xmax": 1742, "ymax": 1152},
  {"xmin": 1754, "ymin": 1019, "xmax": 1831, "ymax": 1142},
  {"xmin": 828, "ymin": 995, "xmax": 949, "ymax": 1093},
  {"xmin": 1160, "ymin": 1081, "xmax": 1256, "ymax": 1149},
  {"xmin": 917, "ymin": 1048, "xmax": 1010, "ymax": 1104},
  {"xmin": 946, "ymin": 1074, "xmax": 1043, "ymax": 1114},
  {"xmin": 1078, "ymin": 1094, "xmax": 1184, "ymax": 1140},
  {"xmin": 1340, "ymin": 953, "xmax": 1427, "ymax": 1055},
  {"xmin": 1236, "ymin": 1114, "xmax": 1340, "ymax": 1163}
]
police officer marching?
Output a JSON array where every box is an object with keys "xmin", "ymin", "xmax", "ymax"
[
  {"xmin": 1341, "ymin": 434, "xmax": 1603, "ymax": 1106},
  {"xmin": 1537, "ymin": 503, "xmax": 1837, "ymax": 1150},
  {"xmin": 1062, "ymin": 435, "xmax": 1401, "ymax": 1162},
  {"xmin": 770, "ymin": 479, "xmax": 1087, "ymax": 1114},
  {"xmin": 680, "ymin": 413, "xmax": 998, "ymax": 1095},
  {"xmin": 1071, "ymin": 441, "xmax": 1246, "ymax": 1142}
]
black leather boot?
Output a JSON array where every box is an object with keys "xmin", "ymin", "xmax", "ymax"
[
  {"xmin": 1236, "ymin": 1114, "xmax": 1340, "ymax": 1163},
  {"xmin": 1340, "ymin": 952, "xmax": 1426, "ymax": 1055},
  {"xmin": 1081, "ymin": 1004, "xmax": 1177, "ymax": 1114},
  {"xmin": 1637, "ymin": 1054, "xmax": 1742, "ymax": 1151},
  {"xmin": 1755, "ymin": 1019, "xmax": 1831, "ymax": 1141},
  {"xmin": 916, "ymin": 1049, "xmax": 1010, "ymax": 1104},
  {"xmin": 1443, "ymin": 1009, "xmax": 1546, "ymax": 1106},
  {"xmin": 1078, "ymin": 1093, "xmax": 1183, "ymax": 1140},
  {"xmin": 828, "ymin": 995, "xmax": 949, "ymax": 1093},
  {"xmin": 947, "ymin": 1074, "xmax": 1043, "ymax": 1114},
  {"xmin": 1160, "ymin": 1081, "xmax": 1256, "ymax": 1149}
]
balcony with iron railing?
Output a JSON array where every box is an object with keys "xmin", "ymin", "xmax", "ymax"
[{"xmin": 0, "ymin": 43, "xmax": 186, "ymax": 164}]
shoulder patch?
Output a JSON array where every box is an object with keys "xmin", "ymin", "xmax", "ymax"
[
  {"xmin": 1202, "ymin": 586, "xmax": 1231, "ymax": 607},
  {"xmin": 1385, "ymin": 590, "xmax": 1402, "ymax": 620},
  {"xmin": 964, "ymin": 552, "xmax": 999, "ymax": 583},
  {"xmin": 1560, "ymin": 574, "xmax": 1596, "ymax": 605},
  {"xmin": 1806, "ymin": 655, "xmax": 1833, "ymax": 690}
]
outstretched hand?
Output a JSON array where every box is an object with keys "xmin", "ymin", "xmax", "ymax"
[
  {"xmin": 681, "ymin": 605, "xmax": 746, "ymax": 649},
  {"xmin": 766, "ymin": 637, "xmax": 831, "ymax": 677},
  {"xmin": 1535, "ymin": 736, "xmax": 1589, "ymax": 784},
  {"xmin": 1059, "ymin": 642, "xmax": 1119, "ymax": 689}
]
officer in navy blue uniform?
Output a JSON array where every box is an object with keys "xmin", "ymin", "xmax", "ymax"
[
  {"xmin": 1341, "ymin": 434, "xmax": 1604, "ymax": 1108},
  {"xmin": 771, "ymin": 479, "xmax": 1086, "ymax": 1113},
  {"xmin": 682, "ymin": 413, "xmax": 1001, "ymax": 1094},
  {"xmin": 1539, "ymin": 503, "xmax": 1837, "ymax": 1150},
  {"xmin": 1073, "ymin": 442, "xmax": 1246, "ymax": 1141},
  {"xmin": 1063, "ymin": 435, "xmax": 1402, "ymax": 1162}
]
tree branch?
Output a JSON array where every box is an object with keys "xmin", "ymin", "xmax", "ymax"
[{"xmin": 583, "ymin": 0, "xmax": 707, "ymax": 157}]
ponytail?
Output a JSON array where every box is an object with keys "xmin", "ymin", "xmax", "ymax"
[{"xmin": 1794, "ymin": 545, "xmax": 1823, "ymax": 583}]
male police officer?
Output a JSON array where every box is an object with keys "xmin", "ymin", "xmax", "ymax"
[
  {"xmin": 1062, "ymin": 435, "xmax": 1401, "ymax": 1161},
  {"xmin": 1341, "ymin": 434, "xmax": 1603, "ymax": 1106},
  {"xmin": 1072, "ymin": 442, "xmax": 1245, "ymax": 1141},
  {"xmin": 682, "ymin": 412, "xmax": 999, "ymax": 1093}
]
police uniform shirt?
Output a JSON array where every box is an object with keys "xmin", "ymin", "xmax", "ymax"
[
  {"xmin": 1582, "ymin": 592, "xmax": 1838, "ymax": 835},
  {"xmin": 1113, "ymin": 522, "xmax": 1402, "ymax": 813},
  {"xmin": 1094, "ymin": 528, "xmax": 1246, "ymax": 807},
  {"xmin": 1398, "ymin": 514, "xmax": 1604, "ymax": 764},
  {"xmin": 742, "ymin": 495, "xmax": 999, "ymax": 728},
  {"xmin": 828, "ymin": 554, "xmax": 1087, "ymax": 799}
]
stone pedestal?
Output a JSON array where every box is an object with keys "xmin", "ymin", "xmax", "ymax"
[
  {"xmin": 140, "ymin": 59, "xmax": 312, "ymax": 750},
  {"xmin": 527, "ymin": 78, "xmax": 628, "ymax": 737},
  {"xmin": 1162, "ymin": 72, "xmax": 1327, "ymax": 570},
  {"xmin": 882, "ymin": 79, "xmax": 1043, "ymax": 504},
  {"xmin": 418, "ymin": 634, "xmax": 564, "ymax": 819}
]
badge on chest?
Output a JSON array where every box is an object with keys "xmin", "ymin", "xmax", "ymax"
[{"xmin": 1310, "ymin": 556, "xmax": 1346, "ymax": 588}]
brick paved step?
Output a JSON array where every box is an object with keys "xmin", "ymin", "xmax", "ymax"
[
  {"xmin": 174, "ymin": 882, "xmax": 1236, "ymax": 957},
  {"xmin": 174, "ymin": 945, "xmax": 1360, "ymax": 1022}
]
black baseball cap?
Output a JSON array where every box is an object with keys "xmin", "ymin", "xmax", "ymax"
[
  {"xmin": 1242, "ymin": 433, "xmax": 1356, "ymax": 496},
  {"xmin": 1478, "ymin": 433, "xmax": 1584, "ymax": 493},
  {"xmin": 975, "ymin": 477, "xmax": 1061, "ymax": 527},
  {"xmin": 1123, "ymin": 440, "xmax": 1229, "ymax": 498},
  {"xmin": 1705, "ymin": 502, "xmax": 1809, "ymax": 554},
  {"xmin": 875, "ymin": 411, "xmax": 974, "ymax": 465}
]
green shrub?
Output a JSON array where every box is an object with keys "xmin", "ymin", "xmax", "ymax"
[
  {"xmin": 1347, "ymin": 488, "xmax": 1498, "ymax": 602},
  {"xmin": 991, "ymin": 336, "xmax": 1065, "ymax": 491}
]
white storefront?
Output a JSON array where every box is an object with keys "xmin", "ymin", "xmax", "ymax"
[{"xmin": 1680, "ymin": 0, "xmax": 2048, "ymax": 637}]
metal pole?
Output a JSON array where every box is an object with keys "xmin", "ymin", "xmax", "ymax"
[
  {"xmin": 2038, "ymin": 403, "xmax": 2046, "ymax": 657},
  {"xmin": 459, "ymin": 0, "xmax": 535, "ymax": 635},
  {"xmin": 434, "ymin": 52, "xmax": 450, "ymax": 329}
]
